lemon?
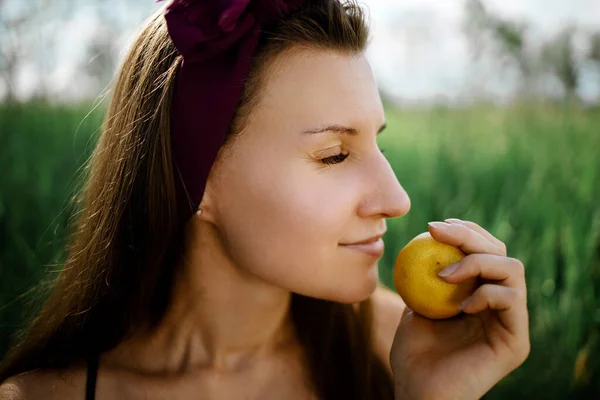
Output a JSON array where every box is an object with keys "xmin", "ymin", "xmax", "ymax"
[{"xmin": 393, "ymin": 232, "xmax": 478, "ymax": 319}]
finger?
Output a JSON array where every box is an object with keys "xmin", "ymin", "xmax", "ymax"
[
  {"xmin": 428, "ymin": 221, "xmax": 505, "ymax": 256},
  {"xmin": 444, "ymin": 218, "xmax": 506, "ymax": 255},
  {"xmin": 439, "ymin": 254, "xmax": 526, "ymax": 291},
  {"xmin": 460, "ymin": 284, "xmax": 528, "ymax": 336}
]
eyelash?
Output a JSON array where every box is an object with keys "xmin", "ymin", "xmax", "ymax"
[{"xmin": 321, "ymin": 148, "xmax": 386, "ymax": 165}]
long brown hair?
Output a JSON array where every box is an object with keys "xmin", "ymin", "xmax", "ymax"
[{"xmin": 0, "ymin": 1, "xmax": 394, "ymax": 398}]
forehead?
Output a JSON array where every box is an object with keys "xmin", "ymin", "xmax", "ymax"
[{"xmin": 257, "ymin": 48, "xmax": 384, "ymax": 126}]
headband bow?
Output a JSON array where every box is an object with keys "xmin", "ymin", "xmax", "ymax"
[{"xmin": 159, "ymin": 0, "xmax": 307, "ymax": 223}]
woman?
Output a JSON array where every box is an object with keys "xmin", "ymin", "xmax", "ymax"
[{"xmin": 0, "ymin": 0, "xmax": 530, "ymax": 398}]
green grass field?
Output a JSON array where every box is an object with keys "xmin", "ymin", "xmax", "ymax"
[{"xmin": 1, "ymin": 102, "xmax": 599, "ymax": 398}]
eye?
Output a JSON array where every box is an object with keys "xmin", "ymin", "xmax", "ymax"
[
  {"xmin": 321, "ymin": 152, "xmax": 349, "ymax": 165},
  {"xmin": 320, "ymin": 147, "xmax": 386, "ymax": 165}
]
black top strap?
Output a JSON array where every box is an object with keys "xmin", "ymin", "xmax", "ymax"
[{"xmin": 85, "ymin": 354, "xmax": 99, "ymax": 400}]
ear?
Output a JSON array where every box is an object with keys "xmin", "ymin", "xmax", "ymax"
[
  {"xmin": 195, "ymin": 181, "xmax": 218, "ymax": 224},
  {"xmin": 195, "ymin": 145, "xmax": 231, "ymax": 224}
]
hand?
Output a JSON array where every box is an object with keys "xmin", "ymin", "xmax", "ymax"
[{"xmin": 390, "ymin": 219, "xmax": 530, "ymax": 400}]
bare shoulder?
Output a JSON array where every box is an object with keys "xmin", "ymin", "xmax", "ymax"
[
  {"xmin": 0, "ymin": 367, "xmax": 87, "ymax": 400},
  {"xmin": 370, "ymin": 284, "xmax": 406, "ymax": 372}
]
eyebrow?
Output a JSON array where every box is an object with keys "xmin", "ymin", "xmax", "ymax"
[{"xmin": 302, "ymin": 121, "xmax": 387, "ymax": 136}]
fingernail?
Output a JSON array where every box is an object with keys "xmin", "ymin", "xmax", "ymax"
[
  {"xmin": 444, "ymin": 218, "xmax": 461, "ymax": 223},
  {"xmin": 428, "ymin": 221, "xmax": 449, "ymax": 230},
  {"xmin": 438, "ymin": 262, "xmax": 459, "ymax": 277},
  {"xmin": 459, "ymin": 296, "xmax": 472, "ymax": 310}
]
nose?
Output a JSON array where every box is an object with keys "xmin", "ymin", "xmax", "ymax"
[{"xmin": 357, "ymin": 152, "xmax": 411, "ymax": 219}]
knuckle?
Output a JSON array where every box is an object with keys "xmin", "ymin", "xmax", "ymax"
[
  {"xmin": 478, "ymin": 283, "xmax": 494, "ymax": 297},
  {"xmin": 465, "ymin": 253, "xmax": 483, "ymax": 268},
  {"xmin": 515, "ymin": 288, "xmax": 527, "ymax": 302},
  {"xmin": 493, "ymin": 243, "xmax": 506, "ymax": 257},
  {"xmin": 500, "ymin": 242, "xmax": 508, "ymax": 256},
  {"xmin": 495, "ymin": 288, "xmax": 515, "ymax": 308},
  {"xmin": 507, "ymin": 287, "xmax": 521, "ymax": 302},
  {"xmin": 459, "ymin": 254, "xmax": 472, "ymax": 270},
  {"xmin": 509, "ymin": 257, "xmax": 525, "ymax": 276},
  {"xmin": 462, "ymin": 254, "xmax": 484, "ymax": 275}
]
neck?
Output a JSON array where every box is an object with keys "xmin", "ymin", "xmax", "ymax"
[{"xmin": 105, "ymin": 219, "xmax": 296, "ymax": 375}]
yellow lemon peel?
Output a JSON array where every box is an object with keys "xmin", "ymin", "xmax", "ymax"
[{"xmin": 393, "ymin": 232, "xmax": 478, "ymax": 319}]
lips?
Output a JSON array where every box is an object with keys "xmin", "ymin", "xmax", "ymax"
[
  {"xmin": 342, "ymin": 234, "xmax": 383, "ymax": 246},
  {"xmin": 340, "ymin": 233, "xmax": 385, "ymax": 258},
  {"xmin": 341, "ymin": 233, "xmax": 385, "ymax": 246}
]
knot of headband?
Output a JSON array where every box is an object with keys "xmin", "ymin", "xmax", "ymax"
[{"xmin": 158, "ymin": 0, "xmax": 307, "ymax": 223}]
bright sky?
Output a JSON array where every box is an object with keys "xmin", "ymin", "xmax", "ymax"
[
  {"xmin": 365, "ymin": 0, "xmax": 600, "ymax": 103},
  {"xmin": 4, "ymin": 0, "xmax": 600, "ymax": 103}
]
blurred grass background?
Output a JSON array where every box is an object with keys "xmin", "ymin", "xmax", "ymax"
[{"xmin": 1, "ymin": 102, "xmax": 599, "ymax": 398}]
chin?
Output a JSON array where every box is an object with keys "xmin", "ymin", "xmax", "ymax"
[
  {"xmin": 309, "ymin": 266, "xmax": 380, "ymax": 304},
  {"xmin": 335, "ymin": 280, "xmax": 379, "ymax": 304}
]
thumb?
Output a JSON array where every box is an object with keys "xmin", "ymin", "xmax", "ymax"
[
  {"xmin": 399, "ymin": 304, "xmax": 415, "ymax": 325},
  {"xmin": 391, "ymin": 305, "xmax": 414, "ymax": 373}
]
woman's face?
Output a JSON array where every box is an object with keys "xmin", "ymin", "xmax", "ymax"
[{"xmin": 204, "ymin": 48, "xmax": 411, "ymax": 303}]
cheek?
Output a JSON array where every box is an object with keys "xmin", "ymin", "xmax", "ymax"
[
  {"xmin": 215, "ymin": 159, "xmax": 378, "ymax": 302},
  {"xmin": 218, "ymin": 166, "xmax": 340, "ymax": 263}
]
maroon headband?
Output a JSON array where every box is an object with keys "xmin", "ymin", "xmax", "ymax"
[{"xmin": 158, "ymin": 0, "xmax": 307, "ymax": 223}]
